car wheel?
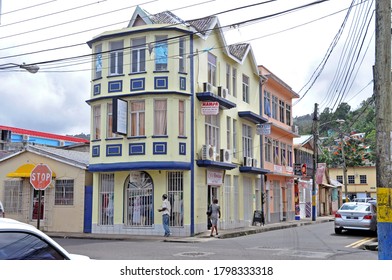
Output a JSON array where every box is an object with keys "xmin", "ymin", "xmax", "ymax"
[{"xmin": 335, "ymin": 228, "xmax": 342, "ymax": 234}]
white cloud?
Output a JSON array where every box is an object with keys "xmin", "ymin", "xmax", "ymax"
[{"xmin": 0, "ymin": 0, "xmax": 374, "ymax": 134}]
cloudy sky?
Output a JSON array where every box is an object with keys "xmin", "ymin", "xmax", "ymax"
[{"xmin": 0, "ymin": 0, "xmax": 375, "ymax": 135}]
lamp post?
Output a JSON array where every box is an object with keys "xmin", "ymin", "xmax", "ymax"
[
  {"xmin": 0, "ymin": 62, "xmax": 39, "ymax": 74},
  {"xmin": 336, "ymin": 119, "xmax": 349, "ymax": 202}
]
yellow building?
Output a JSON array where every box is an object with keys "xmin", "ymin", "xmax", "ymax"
[
  {"xmin": 86, "ymin": 6, "xmax": 271, "ymax": 237},
  {"xmin": 328, "ymin": 165, "xmax": 376, "ymax": 200},
  {"xmin": 0, "ymin": 145, "xmax": 92, "ymax": 233}
]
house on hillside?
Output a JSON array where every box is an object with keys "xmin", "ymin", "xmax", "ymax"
[
  {"xmin": 0, "ymin": 145, "xmax": 92, "ymax": 233},
  {"xmin": 86, "ymin": 6, "xmax": 271, "ymax": 236}
]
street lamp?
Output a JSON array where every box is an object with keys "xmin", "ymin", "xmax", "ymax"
[
  {"xmin": 0, "ymin": 62, "xmax": 39, "ymax": 74},
  {"xmin": 336, "ymin": 119, "xmax": 349, "ymax": 202}
]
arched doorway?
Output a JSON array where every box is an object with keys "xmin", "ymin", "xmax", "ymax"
[{"xmin": 124, "ymin": 171, "xmax": 153, "ymax": 227}]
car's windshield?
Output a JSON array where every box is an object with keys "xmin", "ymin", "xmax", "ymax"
[{"xmin": 340, "ymin": 204, "xmax": 370, "ymax": 211}]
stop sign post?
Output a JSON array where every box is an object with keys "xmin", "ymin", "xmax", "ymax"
[{"xmin": 30, "ymin": 164, "xmax": 52, "ymax": 229}]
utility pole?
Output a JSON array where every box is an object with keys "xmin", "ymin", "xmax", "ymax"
[
  {"xmin": 337, "ymin": 119, "xmax": 348, "ymax": 202},
  {"xmin": 312, "ymin": 103, "xmax": 318, "ymax": 221},
  {"xmin": 374, "ymin": 0, "xmax": 392, "ymax": 260}
]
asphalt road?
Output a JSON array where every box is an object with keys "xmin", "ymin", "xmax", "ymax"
[{"xmin": 54, "ymin": 221, "xmax": 378, "ymax": 260}]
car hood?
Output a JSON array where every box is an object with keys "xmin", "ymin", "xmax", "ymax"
[{"xmin": 68, "ymin": 253, "xmax": 91, "ymax": 260}]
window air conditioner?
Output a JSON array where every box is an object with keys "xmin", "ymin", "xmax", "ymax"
[
  {"xmin": 203, "ymin": 82, "xmax": 214, "ymax": 93},
  {"xmin": 252, "ymin": 158, "xmax": 258, "ymax": 168},
  {"xmin": 220, "ymin": 149, "xmax": 231, "ymax": 163},
  {"xmin": 218, "ymin": 86, "xmax": 228, "ymax": 98},
  {"xmin": 201, "ymin": 144, "xmax": 216, "ymax": 160},
  {"xmin": 243, "ymin": 156, "xmax": 253, "ymax": 167}
]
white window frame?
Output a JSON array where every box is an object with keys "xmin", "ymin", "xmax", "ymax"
[
  {"xmin": 242, "ymin": 124, "xmax": 253, "ymax": 158},
  {"xmin": 94, "ymin": 44, "xmax": 102, "ymax": 79},
  {"xmin": 205, "ymin": 114, "xmax": 220, "ymax": 148},
  {"xmin": 242, "ymin": 74, "xmax": 249, "ymax": 103},
  {"xmin": 179, "ymin": 38, "xmax": 186, "ymax": 73},
  {"xmin": 208, "ymin": 52, "xmax": 217, "ymax": 86},
  {"xmin": 93, "ymin": 104, "xmax": 101, "ymax": 140},
  {"xmin": 154, "ymin": 99, "xmax": 167, "ymax": 136},
  {"xmin": 109, "ymin": 40, "xmax": 124, "ymax": 75},
  {"xmin": 130, "ymin": 100, "xmax": 145, "ymax": 137},
  {"xmin": 155, "ymin": 35, "xmax": 168, "ymax": 71},
  {"xmin": 131, "ymin": 37, "xmax": 146, "ymax": 73},
  {"xmin": 55, "ymin": 179, "xmax": 74, "ymax": 205},
  {"xmin": 99, "ymin": 173, "xmax": 114, "ymax": 226},
  {"xmin": 179, "ymin": 100, "xmax": 185, "ymax": 136}
]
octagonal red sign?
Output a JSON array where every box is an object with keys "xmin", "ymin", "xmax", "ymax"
[{"xmin": 30, "ymin": 164, "xmax": 52, "ymax": 190}]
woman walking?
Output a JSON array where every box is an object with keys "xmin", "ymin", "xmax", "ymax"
[{"xmin": 209, "ymin": 198, "xmax": 221, "ymax": 237}]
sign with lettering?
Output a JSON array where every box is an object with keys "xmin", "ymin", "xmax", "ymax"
[
  {"xmin": 201, "ymin": 101, "xmax": 219, "ymax": 115},
  {"xmin": 206, "ymin": 169, "xmax": 223, "ymax": 186}
]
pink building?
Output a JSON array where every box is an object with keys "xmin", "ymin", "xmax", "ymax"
[{"xmin": 259, "ymin": 66, "xmax": 300, "ymax": 223}]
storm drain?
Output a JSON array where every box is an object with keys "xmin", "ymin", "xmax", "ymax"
[{"xmin": 174, "ymin": 251, "xmax": 214, "ymax": 258}]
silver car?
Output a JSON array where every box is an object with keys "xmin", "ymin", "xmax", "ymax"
[{"xmin": 334, "ymin": 202, "xmax": 377, "ymax": 234}]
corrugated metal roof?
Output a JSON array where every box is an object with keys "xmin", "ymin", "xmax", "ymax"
[{"xmin": 0, "ymin": 125, "xmax": 89, "ymax": 143}]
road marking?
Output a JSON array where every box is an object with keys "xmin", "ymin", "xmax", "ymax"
[{"xmin": 346, "ymin": 237, "xmax": 376, "ymax": 248}]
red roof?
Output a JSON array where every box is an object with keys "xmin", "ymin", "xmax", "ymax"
[{"xmin": 0, "ymin": 125, "xmax": 89, "ymax": 143}]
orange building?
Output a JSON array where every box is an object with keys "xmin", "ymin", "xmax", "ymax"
[{"xmin": 259, "ymin": 66, "xmax": 300, "ymax": 223}]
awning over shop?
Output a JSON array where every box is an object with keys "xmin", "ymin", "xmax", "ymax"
[{"xmin": 7, "ymin": 163, "xmax": 56, "ymax": 178}]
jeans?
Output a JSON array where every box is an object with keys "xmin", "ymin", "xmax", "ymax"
[{"xmin": 162, "ymin": 214, "xmax": 170, "ymax": 236}]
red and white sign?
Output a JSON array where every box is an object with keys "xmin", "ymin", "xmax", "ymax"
[
  {"xmin": 201, "ymin": 101, "xmax": 219, "ymax": 115},
  {"xmin": 207, "ymin": 169, "xmax": 224, "ymax": 186},
  {"xmin": 30, "ymin": 164, "xmax": 53, "ymax": 190}
]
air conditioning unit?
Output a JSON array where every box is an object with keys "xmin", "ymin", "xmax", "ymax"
[
  {"xmin": 218, "ymin": 86, "xmax": 228, "ymax": 98},
  {"xmin": 59, "ymin": 141, "xmax": 65, "ymax": 146},
  {"xmin": 292, "ymin": 125, "xmax": 299, "ymax": 134},
  {"xmin": 252, "ymin": 158, "xmax": 258, "ymax": 168},
  {"xmin": 22, "ymin": 134, "xmax": 29, "ymax": 141},
  {"xmin": 203, "ymin": 82, "xmax": 215, "ymax": 93},
  {"xmin": 201, "ymin": 144, "xmax": 216, "ymax": 160},
  {"xmin": 220, "ymin": 149, "xmax": 231, "ymax": 163},
  {"xmin": 243, "ymin": 156, "xmax": 253, "ymax": 167}
]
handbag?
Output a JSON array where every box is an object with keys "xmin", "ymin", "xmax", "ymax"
[{"xmin": 206, "ymin": 204, "xmax": 212, "ymax": 216}]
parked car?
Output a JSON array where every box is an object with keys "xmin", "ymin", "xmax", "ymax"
[
  {"xmin": 353, "ymin": 197, "xmax": 376, "ymax": 203},
  {"xmin": 0, "ymin": 218, "xmax": 90, "ymax": 260},
  {"xmin": 334, "ymin": 202, "xmax": 377, "ymax": 234},
  {"xmin": 0, "ymin": 200, "xmax": 4, "ymax": 218}
]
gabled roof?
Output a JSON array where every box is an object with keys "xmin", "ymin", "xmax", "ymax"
[
  {"xmin": 0, "ymin": 145, "xmax": 89, "ymax": 170},
  {"xmin": 125, "ymin": 6, "xmax": 259, "ymax": 72}
]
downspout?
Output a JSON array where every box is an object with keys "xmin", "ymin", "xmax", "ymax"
[{"xmin": 190, "ymin": 34, "xmax": 195, "ymax": 236}]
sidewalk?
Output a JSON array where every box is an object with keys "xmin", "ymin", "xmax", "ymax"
[{"xmin": 47, "ymin": 215, "xmax": 342, "ymax": 243}]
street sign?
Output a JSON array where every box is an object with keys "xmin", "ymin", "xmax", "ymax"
[{"xmin": 30, "ymin": 164, "xmax": 52, "ymax": 190}]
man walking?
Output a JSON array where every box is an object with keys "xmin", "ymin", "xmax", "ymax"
[{"xmin": 158, "ymin": 194, "xmax": 171, "ymax": 237}]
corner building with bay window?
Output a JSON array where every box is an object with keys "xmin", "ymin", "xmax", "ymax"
[{"xmin": 87, "ymin": 6, "xmax": 270, "ymax": 236}]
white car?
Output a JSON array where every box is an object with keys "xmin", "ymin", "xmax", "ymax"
[
  {"xmin": 0, "ymin": 218, "xmax": 90, "ymax": 260},
  {"xmin": 0, "ymin": 201, "xmax": 4, "ymax": 218}
]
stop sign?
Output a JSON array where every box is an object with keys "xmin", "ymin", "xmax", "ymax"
[{"xmin": 30, "ymin": 164, "xmax": 53, "ymax": 190}]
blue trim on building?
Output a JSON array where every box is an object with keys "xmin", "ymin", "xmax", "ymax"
[
  {"xmin": 106, "ymin": 144, "xmax": 122, "ymax": 156},
  {"xmin": 180, "ymin": 77, "xmax": 186, "ymax": 90},
  {"xmin": 238, "ymin": 111, "xmax": 268, "ymax": 124},
  {"xmin": 88, "ymin": 161, "xmax": 192, "ymax": 172},
  {"xmin": 196, "ymin": 92, "xmax": 236, "ymax": 110},
  {"xmin": 179, "ymin": 142, "xmax": 186, "ymax": 155},
  {"xmin": 86, "ymin": 91, "xmax": 191, "ymax": 104},
  {"xmin": 190, "ymin": 34, "xmax": 195, "ymax": 236},
  {"xmin": 129, "ymin": 143, "xmax": 145, "ymax": 155},
  {"xmin": 153, "ymin": 142, "xmax": 167, "ymax": 154},
  {"xmin": 93, "ymin": 84, "xmax": 101, "ymax": 95},
  {"xmin": 239, "ymin": 166, "xmax": 270, "ymax": 174},
  {"xmin": 196, "ymin": 160, "xmax": 237, "ymax": 170},
  {"xmin": 154, "ymin": 76, "xmax": 168, "ymax": 89},
  {"xmin": 92, "ymin": 145, "xmax": 100, "ymax": 157},
  {"xmin": 130, "ymin": 78, "xmax": 145, "ymax": 91},
  {"xmin": 108, "ymin": 80, "xmax": 123, "ymax": 92}
]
